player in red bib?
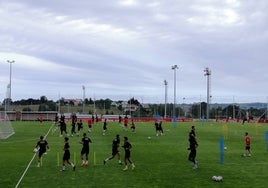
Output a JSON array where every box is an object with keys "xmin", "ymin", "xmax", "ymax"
[
  {"xmin": 243, "ymin": 132, "xmax": 251, "ymax": 157},
  {"xmin": 130, "ymin": 119, "xmax": 136, "ymax": 133},
  {"xmin": 123, "ymin": 116, "xmax": 128, "ymax": 131},
  {"xmin": 87, "ymin": 118, "xmax": 92, "ymax": 133}
]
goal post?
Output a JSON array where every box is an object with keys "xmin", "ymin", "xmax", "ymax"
[{"xmin": 0, "ymin": 111, "xmax": 15, "ymax": 139}]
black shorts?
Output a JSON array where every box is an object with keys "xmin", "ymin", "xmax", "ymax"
[
  {"xmin": 63, "ymin": 151, "xmax": 70, "ymax": 160},
  {"xmin": 112, "ymin": 149, "xmax": 119, "ymax": 156},
  {"xmin": 81, "ymin": 148, "xmax": 89, "ymax": 155},
  {"xmin": 245, "ymin": 146, "xmax": 250, "ymax": 150},
  {"xmin": 39, "ymin": 149, "xmax": 46, "ymax": 157},
  {"xmin": 125, "ymin": 150, "xmax": 130, "ymax": 158}
]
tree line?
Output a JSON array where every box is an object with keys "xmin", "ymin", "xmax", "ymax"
[{"xmin": 1, "ymin": 96, "xmax": 267, "ymax": 119}]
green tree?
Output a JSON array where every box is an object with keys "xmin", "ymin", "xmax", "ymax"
[
  {"xmin": 46, "ymin": 101, "xmax": 57, "ymax": 111},
  {"xmin": 22, "ymin": 107, "xmax": 32, "ymax": 111},
  {"xmin": 38, "ymin": 104, "xmax": 47, "ymax": 111},
  {"xmin": 40, "ymin": 96, "xmax": 48, "ymax": 104}
]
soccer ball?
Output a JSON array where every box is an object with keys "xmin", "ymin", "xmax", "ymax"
[
  {"xmin": 216, "ymin": 176, "xmax": 223, "ymax": 181},
  {"xmin": 33, "ymin": 148, "xmax": 38, "ymax": 153},
  {"xmin": 212, "ymin": 175, "xmax": 223, "ymax": 182},
  {"xmin": 224, "ymin": 146, "xmax": 227, "ymax": 150},
  {"xmin": 148, "ymin": 136, "xmax": 151, "ymax": 140},
  {"xmin": 212, "ymin": 176, "xmax": 217, "ymax": 181}
]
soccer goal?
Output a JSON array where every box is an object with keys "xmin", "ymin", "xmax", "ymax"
[{"xmin": 0, "ymin": 111, "xmax": 15, "ymax": 139}]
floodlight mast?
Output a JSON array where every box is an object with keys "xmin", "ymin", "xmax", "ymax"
[
  {"xmin": 6, "ymin": 60, "xmax": 15, "ymax": 111},
  {"xmin": 183, "ymin": 97, "xmax": 186, "ymax": 117},
  {"xmin": 164, "ymin": 80, "xmax": 168, "ymax": 118},
  {"xmin": 233, "ymin": 96, "xmax": 235, "ymax": 120},
  {"xmin": 82, "ymin": 85, "xmax": 85, "ymax": 114},
  {"xmin": 204, "ymin": 67, "xmax": 211, "ymax": 120},
  {"xmin": 267, "ymin": 96, "xmax": 268, "ymax": 120},
  {"xmin": 171, "ymin": 65, "xmax": 178, "ymax": 119}
]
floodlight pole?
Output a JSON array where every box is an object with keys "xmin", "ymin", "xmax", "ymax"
[
  {"xmin": 58, "ymin": 93, "xmax": 61, "ymax": 114},
  {"xmin": 199, "ymin": 95, "xmax": 202, "ymax": 120},
  {"xmin": 82, "ymin": 85, "xmax": 85, "ymax": 114},
  {"xmin": 266, "ymin": 96, "xmax": 268, "ymax": 120},
  {"xmin": 172, "ymin": 65, "xmax": 178, "ymax": 119},
  {"xmin": 93, "ymin": 94, "xmax": 96, "ymax": 115},
  {"xmin": 7, "ymin": 60, "xmax": 15, "ymax": 111},
  {"xmin": 129, "ymin": 96, "xmax": 132, "ymax": 118},
  {"xmin": 183, "ymin": 97, "xmax": 186, "ymax": 117},
  {"xmin": 164, "ymin": 80, "xmax": 168, "ymax": 118},
  {"xmin": 204, "ymin": 67, "xmax": 211, "ymax": 120},
  {"xmin": 233, "ymin": 96, "xmax": 235, "ymax": 120}
]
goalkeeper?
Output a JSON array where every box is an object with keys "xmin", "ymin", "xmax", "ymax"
[{"xmin": 34, "ymin": 135, "xmax": 49, "ymax": 167}]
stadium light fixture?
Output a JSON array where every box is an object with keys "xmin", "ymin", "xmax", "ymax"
[
  {"xmin": 82, "ymin": 85, "xmax": 85, "ymax": 114},
  {"xmin": 267, "ymin": 96, "xmax": 268, "ymax": 120},
  {"xmin": 204, "ymin": 67, "xmax": 211, "ymax": 120},
  {"xmin": 171, "ymin": 65, "xmax": 178, "ymax": 119},
  {"xmin": 233, "ymin": 96, "xmax": 235, "ymax": 120},
  {"xmin": 164, "ymin": 80, "xmax": 168, "ymax": 118},
  {"xmin": 6, "ymin": 60, "xmax": 15, "ymax": 111},
  {"xmin": 183, "ymin": 97, "xmax": 186, "ymax": 117}
]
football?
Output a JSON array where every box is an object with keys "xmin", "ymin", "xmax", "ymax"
[
  {"xmin": 148, "ymin": 136, "xmax": 151, "ymax": 140},
  {"xmin": 212, "ymin": 175, "xmax": 223, "ymax": 182},
  {"xmin": 217, "ymin": 176, "xmax": 223, "ymax": 181},
  {"xmin": 33, "ymin": 147, "xmax": 39, "ymax": 153}
]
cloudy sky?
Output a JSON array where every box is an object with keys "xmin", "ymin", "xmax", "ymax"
[{"xmin": 0, "ymin": 0, "xmax": 268, "ymax": 104}]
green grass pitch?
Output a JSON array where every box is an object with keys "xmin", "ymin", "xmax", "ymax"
[{"xmin": 1, "ymin": 120, "xmax": 268, "ymax": 188}]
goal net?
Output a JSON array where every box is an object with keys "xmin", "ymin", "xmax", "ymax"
[{"xmin": 0, "ymin": 111, "xmax": 15, "ymax": 139}]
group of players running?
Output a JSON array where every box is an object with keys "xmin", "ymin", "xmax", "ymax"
[{"xmin": 34, "ymin": 114, "xmax": 135, "ymax": 172}]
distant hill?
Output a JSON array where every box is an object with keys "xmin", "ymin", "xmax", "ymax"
[{"xmin": 211, "ymin": 102, "xmax": 267, "ymax": 110}]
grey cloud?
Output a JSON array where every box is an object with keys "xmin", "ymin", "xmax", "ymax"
[{"xmin": 0, "ymin": 0, "xmax": 268, "ymax": 103}]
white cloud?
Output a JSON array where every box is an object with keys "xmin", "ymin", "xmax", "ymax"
[
  {"xmin": 154, "ymin": 13, "xmax": 170, "ymax": 22},
  {"xmin": 118, "ymin": 0, "xmax": 139, "ymax": 6},
  {"xmin": 188, "ymin": 5, "xmax": 242, "ymax": 26},
  {"xmin": 0, "ymin": 0, "xmax": 267, "ymax": 103},
  {"xmin": 225, "ymin": 0, "xmax": 241, "ymax": 7}
]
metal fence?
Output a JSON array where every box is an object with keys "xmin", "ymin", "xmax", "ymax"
[{"xmin": 5, "ymin": 111, "xmax": 57, "ymax": 121}]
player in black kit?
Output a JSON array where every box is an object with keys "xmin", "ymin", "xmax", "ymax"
[
  {"xmin": 122, "ymin": 136, "xmax": 135, "ymax": 171},
  {"xmin": 188, "ymin": 126, "xmax": 198, "ymax": 169},
  {"xmin": 80, "ymin": 133, "xmax": 92, "ymax": 166},
  {"xmin": 60, "ymin": 137, "xmax": 75, "ymax": 172},
  {"xmin": 35, "ymin": 135, "xmax": 49, "ymax": 167},
  {"xmin": 103, "ymin": 134, "xmax": 122, "ymax": 165}
]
